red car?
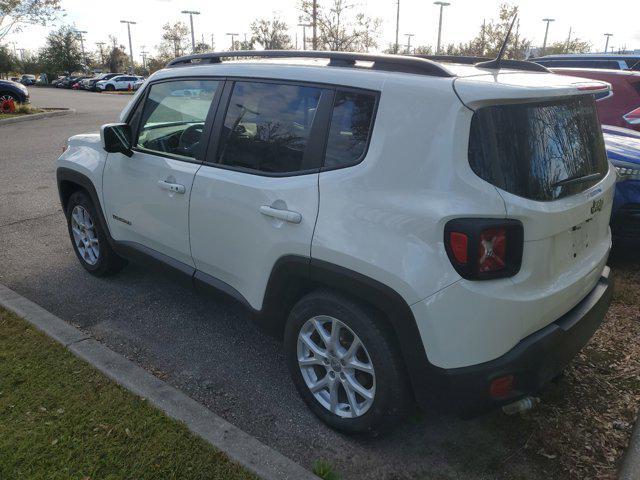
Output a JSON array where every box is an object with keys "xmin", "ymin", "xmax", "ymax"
[{"xmin": 552, "ymin": 68, "xmax": 640, "ymax": 131}]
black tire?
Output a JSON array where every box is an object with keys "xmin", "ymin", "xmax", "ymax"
[
  {"xmin": 65, "ymin": 190, "xmax": 127, "ymax": 277},
  {"xmin": 284, "ymin": 289, "xmax": 411, "ymax": 434},
  {"xmin": 105, "ymin": 84, "xmax": 115, "ymax": 92}
]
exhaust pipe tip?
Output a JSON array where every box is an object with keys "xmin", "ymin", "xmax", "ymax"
[{"xmin": 502, "ymin": 396, "xmax": 540, "ymax": 415}]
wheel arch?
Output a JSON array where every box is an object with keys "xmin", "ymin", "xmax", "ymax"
[
  {"xmin": 56, "ymin": 167, "xmax": 114, "ymax": 244},
  {"xmin": 260, "ymin": 255, "xmax": 434, "ymax": 403}
]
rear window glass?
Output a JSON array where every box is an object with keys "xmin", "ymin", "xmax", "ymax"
[
  {"xmin": 324, "ymin": 91, "xmax": 376, "ymax": 169},
  {"xmin": 469, "ymin": 96, "xmax": 608, "ymax": 201}
]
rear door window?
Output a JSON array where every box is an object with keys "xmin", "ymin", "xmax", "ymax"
[
  {"xmin": 324, "ymin": 90, "xmax": 376, "ymax": 169},
  {"xmin": 468, "ymin": 95, "xmax": 608, "ymax": 201},
  {"xmin": 216, "ymin": 81, "xmax": 323, "ymax": 174}
]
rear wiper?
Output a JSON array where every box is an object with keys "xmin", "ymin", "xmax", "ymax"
[{"xmin": 552, "ymin": 173, "xmax": 603, "ymax": 188}]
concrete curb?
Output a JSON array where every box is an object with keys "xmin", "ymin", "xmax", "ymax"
[
  {"xmin": 0, "ymin": 284, "xmax": 319, "ymax": 480},
  {"xmin": 0, "ymin": 108, "xmax": 76, "ymax": 126},
  {"xmin": 619, "ymin": 417, "xmax": 640, "ymax": 479}
]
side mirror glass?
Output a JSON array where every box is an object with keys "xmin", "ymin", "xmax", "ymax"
[{"xmin": 101, "ymin": 123, "xmax": 132, "ymax": 157}]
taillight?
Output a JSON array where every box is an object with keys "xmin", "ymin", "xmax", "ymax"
[
  {"xmin": 478, "ymin": 227, "xmax": 506, "ymax": 273},
  {"xmin": 624, "ymin": 107, "xmax": 640, "ymax": 125},
  {"xmin": 449, "ymin": 232, "xmax": 468, "ymax": 264},
  {"xmin": 444, "ymin": 219, "xmax": 523, "ymax": 280}
]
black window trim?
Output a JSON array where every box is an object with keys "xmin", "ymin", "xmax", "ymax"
[
  {"xmin": 202, "ymin": 76, "xmax": 380, "ymax": 178},
  {"xmin": 320, "ymin": 86, "xmax": 380, "ymax": 173},
  {"xmin": 125, "ymin": 75, "xmax": 225, "ymax": 165},
  {"xmin": 126, "ymin": 74, "xmax": 380, "ymax": 175}
]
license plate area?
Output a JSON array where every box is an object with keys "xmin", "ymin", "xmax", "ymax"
[{"xmin": 569, "ymin": 218, "xmax": 595, "ymax": 259}]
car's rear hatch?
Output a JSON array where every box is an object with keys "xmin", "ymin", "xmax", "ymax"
[{"xmin": 454, "ymin": 69, "xmax": 616, "ymax": 336}]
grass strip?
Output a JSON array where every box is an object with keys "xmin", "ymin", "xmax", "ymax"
[{"xmin": 0, "ymin": 307, "xmax": 257, "ymax": 480}]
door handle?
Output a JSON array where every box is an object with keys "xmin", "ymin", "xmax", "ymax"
[
  {"xmin": 158, "ymin": 180, "xmax": 186, "ymax": 194},
  {"xmin": 259, "ymin": 205, "xmax": 302, "ymax": 224}
]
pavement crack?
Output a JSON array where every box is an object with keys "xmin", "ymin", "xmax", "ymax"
[{"xmin": 0, "ymin": 210, "xmax": 62, "ymax": 229}]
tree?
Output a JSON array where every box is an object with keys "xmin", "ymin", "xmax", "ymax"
[
  {"xmin": 106, "ymin": 45, "xmax": 128, "ymax": 73},
  {"xmin": 0, "ymin": 0, "xmax": 62, "ymax": 42},
  {"xmin": 157, "ymin": 21, "xmax": 190, "ymax": 59},
  {"xmin": 542, "ymin": 38, "xmax": 591, "ymax": 56},
  {"xmin": 233, "ymin": 39, "xmax": 255, "ymax": 51},
  {"xmin": 298, "ymin": 0, "xmax": 381, "ymax": 52},
  {"xmin": 39, "ymin": 25, "xmax": 83, "ymax": 75},
  {"xmin": 193, "ymin": 42, "xmax": 210, "ymax": 54},
  {"xmin": 250, "ymin": 17, "xmax": 291, "ymax": 50},
  {"xmin": 413, "ymin": 45, "xmax": 433, "ymax": 55},
  {"xmin": 436, "ymin": 4, "xmax": 531, "ymax": 59},
  {"xmin": 0, "ymin": 44, "xmax": 16, "ymax": 77}
]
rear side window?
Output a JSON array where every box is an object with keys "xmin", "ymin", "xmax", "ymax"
[
  {"xmin": 216, "ymin": 81, "xmax": 322, "ymax": 174},
  {"xmin": 469, "ymin": 95, "xmax": 608, "ymax": 201},
  {"xmin": 324, "ymin": 91, "xmax": 376, "ymax": 169}
]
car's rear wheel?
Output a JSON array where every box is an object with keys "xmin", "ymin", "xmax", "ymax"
[
  {"xmin": 65, "ymin": 190, "xmax": 126, "ymax": 276},
  {"xmin": 284, "ymin": 289, "xmax": 410, "ymax": 434}
]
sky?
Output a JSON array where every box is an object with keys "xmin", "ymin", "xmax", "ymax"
[{"xmin": 5, "ymin": 0, "xmax": 640, "ymax": 61}]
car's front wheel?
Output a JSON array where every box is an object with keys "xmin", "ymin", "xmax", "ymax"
[
  {"xmin": 284, "ymin": 290, "xmax": 410, "ymax": 434},
  {"xmin": 0, "ymin": 92, "xmax": 18, "ymax": 103},
  {"xmin": 65, "ymin": 190, "xmax": 126, "ymax": 276},
  {"xmin": 105, "ymin": 84, "xmax": 115, "ymax": 92}
]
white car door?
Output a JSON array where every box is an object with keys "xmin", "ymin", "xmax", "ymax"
[
  {"xmin": 102, "ymin": 78, "xmax": 222, "ymax": 266},
  {"xmin": 189, "ymin": 80, "xmax": 332, "ymax": 309}
]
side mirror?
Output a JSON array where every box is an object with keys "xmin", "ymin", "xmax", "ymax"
[{"xmin": 101, "ymin": 123, "xmax": 132, "ymax": 157}]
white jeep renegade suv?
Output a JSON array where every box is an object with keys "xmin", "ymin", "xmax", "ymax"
[{"xmin": 56, "ymin": 51, "xmax": 615, "ymax": 433}]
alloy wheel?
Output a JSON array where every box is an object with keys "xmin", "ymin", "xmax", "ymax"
[
  {"xmin": 297, "ymin": 315, "xmax": 376, "ymax": 418},
  {"xmin": 70, "ymin": 205, "xmax": 100, "ymax": 265}
]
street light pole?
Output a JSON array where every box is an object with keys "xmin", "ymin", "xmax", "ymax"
[
  {"xmin": 433, "ymin": 2, "xmax": 450, "ymax": 54},
  {"xmin": 604, "ymin": 33, "xmax": 613, "ymax": 54},
  {"xmin": 541, "ymin": 18, "xmax": 554, "ymax": 55},
  {"xmin": 181, "ymin": 10, "xmax": 201, "ymax": 52},
  {"xmin": 120, "ymin": 20, "xmax": 137, "ymax": 72},
  {"xmin": 96, "ymin": 42, "xmax": 105, "ymax": 68},
  {"xmin": 395, "ymin": 0, "xmax": 400, "ymax": 54},
  {"xmin": 404, "ymin": 33, "xmax": 414, "ymax": 54},
  {"xmin": 141, "ymin": 49, "xmax": 148, "ymax": 71},
  {"xmin": 298, "ymin": 23, "xmax": 312, "ymax": 50},
  {"xmin": 226, "ymin": 33, "xmax": 239, "ymax": 50},
  {"xmin": 312, "ymin": 0, "xmax": 317, "ymax": 50},
  {"xmin": 76, "ymin": 30, "xmax": 88, "ymax": 72}
]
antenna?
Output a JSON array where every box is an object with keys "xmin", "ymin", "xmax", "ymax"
[{"xmin": 476, "ymin": 13, "xmax": 518, "ymax": 70}]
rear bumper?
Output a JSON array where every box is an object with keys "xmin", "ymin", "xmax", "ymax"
[{"xmin": 424, "ymin": 266, "xmax": 613, "ymax": 413}]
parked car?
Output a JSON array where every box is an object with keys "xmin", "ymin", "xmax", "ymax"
[
  {"xmin": 81, "ymin": 73, "xmax": 122, "ymax": 92},
  {"xmin": 603, "ymin": 125, "xmax": 640, "ymax": 242},
  {"xmin": 20, "ymin": 74, "xmax": 36, "ymax": 86},
  {"xmin": 533, "ymin": 54, "xmax": 640, "ymax": 71},
  {"xmin": 551, "ymin": 68, "xmax": 640, "ymax": 132},
  {"xmin": 57, "ymin": 76, "xmax": 81, "ymax": 88},
  {"xmin": 95, "ymin": 75, "xmax": 140, "ymax": 92},
  {"xmin": 56, "ymin": 51, "xmax": 615, "ymax": 433},
  {"xmin": 50, "ymin": 75, "xmax": 66, "ymax": 87},
  {"xmin": 0, "ymin": 79, "xmax": 29, "ymax": 104}
]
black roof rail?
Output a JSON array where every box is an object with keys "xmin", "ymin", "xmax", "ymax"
[
  {"xmin": 414, "ymin": 54, "xmax": 550, "ymax": 73},
  {"xmin": 165, "ymin": 50, "xmax": 454, "ymax": 78}
]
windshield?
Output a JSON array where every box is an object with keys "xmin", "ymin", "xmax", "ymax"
[{"xmin": 468, "ymin": 95, "xmax": 608, "ymax": 201}]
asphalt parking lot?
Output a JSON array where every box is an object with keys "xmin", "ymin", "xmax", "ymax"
[{"xmin": 0, "ymin": 87, "xmax": 569, "ymax": 480}]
